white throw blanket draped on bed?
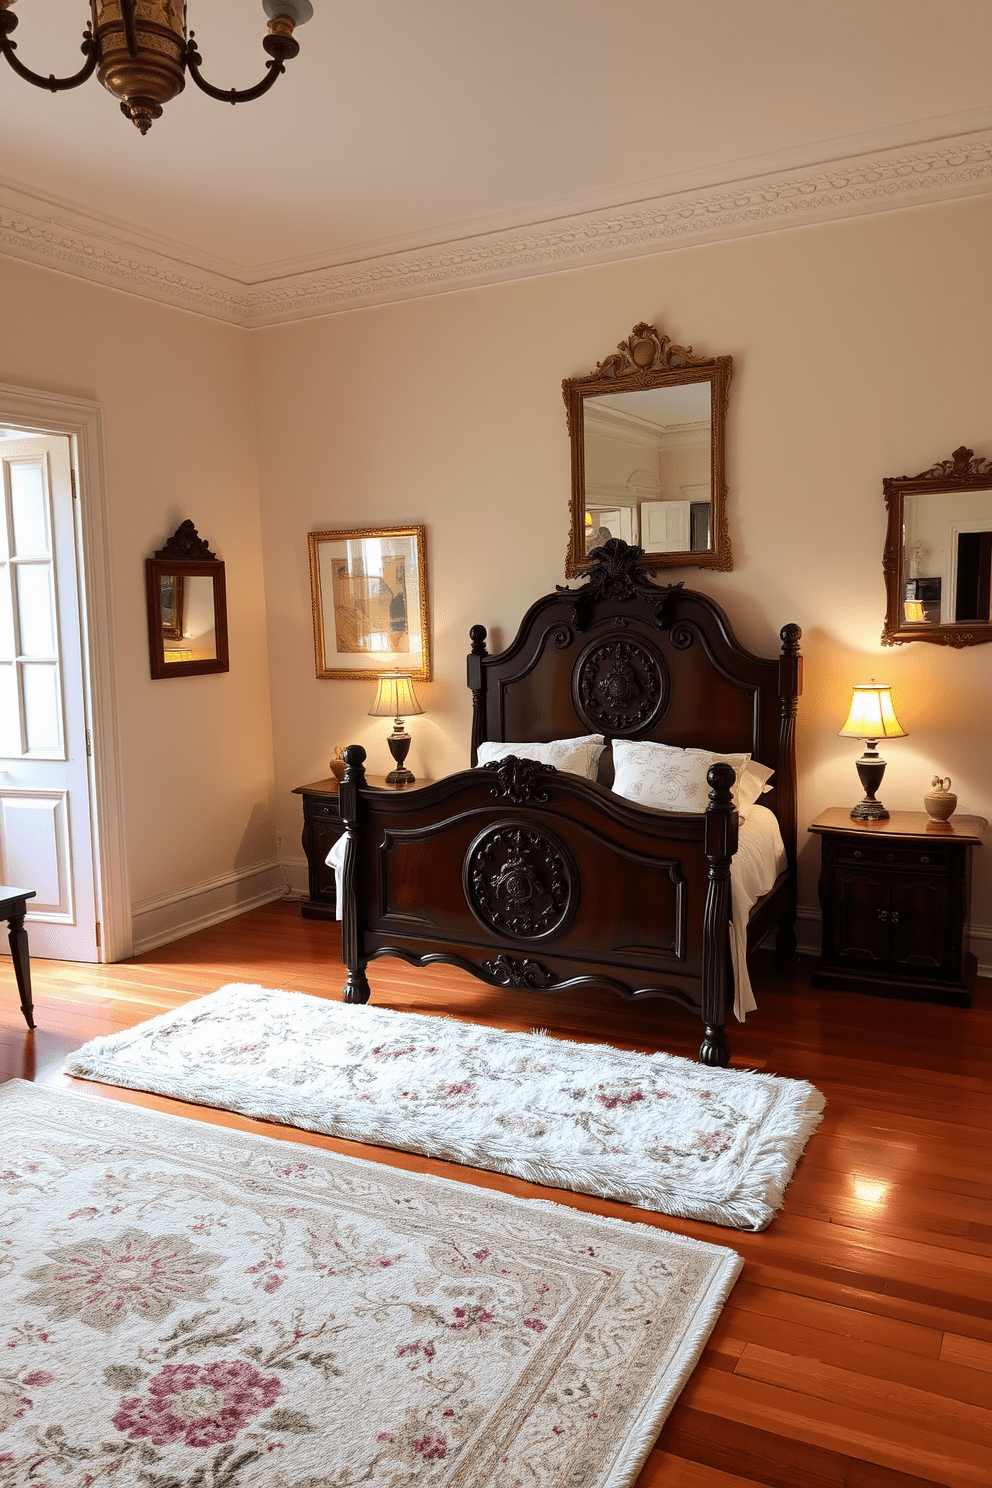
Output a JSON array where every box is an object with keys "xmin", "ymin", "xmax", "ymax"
[{"xmin": 326, "ymin": 803, "xmax": 785, "ymax": 1022}]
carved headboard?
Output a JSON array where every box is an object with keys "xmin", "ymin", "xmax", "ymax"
[{"xmin": 467, "ymin": 540, "xmax": 802, "ymax": 867}]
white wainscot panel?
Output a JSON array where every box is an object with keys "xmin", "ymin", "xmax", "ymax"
[{"xmin": 0, "ymin": 790, "xmax": 73, "ymax": 920}]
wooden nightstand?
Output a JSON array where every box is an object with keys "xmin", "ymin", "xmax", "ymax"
[
  {"xmin": 292, "ymin": 776, "xmax": 429, "ymax": 920},
  {"xmin": 808, "ymin": 809, "xmax": 986, "ymax": 1006}
]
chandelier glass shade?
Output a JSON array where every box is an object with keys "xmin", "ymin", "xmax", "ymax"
[{"xmin": 0, "ymin": 0, "xmax": 313, "ymax": 134}]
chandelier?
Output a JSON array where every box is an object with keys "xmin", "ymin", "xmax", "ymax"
[{"xmin": 0, "ymin": 1, "xmax": 313, "ymax": 135}]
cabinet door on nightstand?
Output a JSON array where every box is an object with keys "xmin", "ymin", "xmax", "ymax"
[
  {"xmin": 831, "ymin": 867, "xmax": 889, "ymax": 965},
  {"xmin": 889, "ymin": 875, "xmax": 954, "ymax": 978},
  {"xmin": 305, "ymin": 812, "xmax": 345, "ymax": 910}
]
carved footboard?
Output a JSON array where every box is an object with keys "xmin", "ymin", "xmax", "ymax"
[{"xmin": 338, "ymin": 746, "xmax": 739, "ymax": 1066}]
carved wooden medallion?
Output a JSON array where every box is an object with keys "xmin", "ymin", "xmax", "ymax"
[
  {"xmin": 464, "ymin": 823, "xmax": 576, "ymax": 940},
  {"xmin": 574, "ymin": 638, "xmax": 668, "ymax": 734}
]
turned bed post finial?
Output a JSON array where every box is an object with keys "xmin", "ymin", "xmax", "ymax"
[
  {"xmin": 776, "ymin": 623, "xmax": 803, "ymax": 965},
  {"xmin": 467, "ymin": 624, "xmax": 489, "ymax": 765},
  {"xmin": 339, "ymin": 745, "xmax": 371, "ymax": 1005},
  {"xmin": 700, "ymin": 761, "xmax": 737, "ymax": 1067}
]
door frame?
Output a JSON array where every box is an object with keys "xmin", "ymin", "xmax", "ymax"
[{"xmin": 0, "ymin": 383, "xmax": 131, "ymax": 961}]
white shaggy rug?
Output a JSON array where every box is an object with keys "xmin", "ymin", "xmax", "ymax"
[
  {"xmin": 1, "ymin": 1080, "xmax": 742, "ymax": 1488},
  {"xmin": 63, "ymin": 984, "xmax": 824, "ymax": 1231}
]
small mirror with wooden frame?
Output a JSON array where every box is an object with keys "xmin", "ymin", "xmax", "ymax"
[
  {"xmin": 146, "ymin": 520, "xmax": 229, "ymax": 679},
  {"xmin": 883, "ymin": 446, "xmax": 992, "ymax": 648},
  {"xmin": 563, "ymin": 322, "xmax": 733, "ymax": 577}
]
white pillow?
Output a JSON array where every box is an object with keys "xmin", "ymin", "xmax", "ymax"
[
  {"xmin": 476, "ymin": 734, "xmax": 605, "ymax": 781},
  {"xmin": 611, "ymin": 739, "xmax": 750, "ymax": 813},
  {"xmin": 737, "ymin": 759, "xmax": 775, "ymax": 819}
]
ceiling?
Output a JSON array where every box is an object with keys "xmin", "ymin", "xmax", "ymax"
[{"xmin": 1, "ymin": 0, "xmax": 990, "ymax": 323}]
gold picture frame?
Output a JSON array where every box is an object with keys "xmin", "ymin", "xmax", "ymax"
[{"xmin": 308, "ymin": 525, "xmax": 431, "ymax": 681}]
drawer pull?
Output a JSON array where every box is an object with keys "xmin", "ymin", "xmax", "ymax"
[
  {"xmin": 885, "ymin": 852, "xmax": 894, "ymax": 861},
  {"xmin": 853, "ymin": 849, "xmax": 862, "ymax": 859},
  {"xmin": 891, "ymin": 910, "xmax": 899, "ymax": 925},
  {"xmin": 878, "ymin": 909, "xmax": 887, "ymax": 922},
  {"xmin": 920, "ymin": 855, "xmax": 929, "ymax": 864}
]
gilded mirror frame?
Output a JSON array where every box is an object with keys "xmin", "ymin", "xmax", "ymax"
[
  {"xmin": 145, "ymin": 520, "xmax": 229, "ymax": 679},
  {"xmin": 563, "ymin": 322, "xmax": 733, "ymax": 577},
  {"xmin": 882, "ymin": 446, "xmax": 992, "ymax": 648}
]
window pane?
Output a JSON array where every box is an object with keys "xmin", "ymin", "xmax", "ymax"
[
  {"xmin": 0, "ymin": 662, "xmax": 20, "ymax": 756},
  {"xmin": 16, "ymin": 563, "xmax": 57, "ymax": 657},
  {"xmin": 9, "ymin": 461, "xmax": 50, "ymax": 556},
  {"xmin": 22, "ymin": 662, "xmax": 62, "ymax": 753},
  {"xmin": 0, "ymin": 562, "xmax": 13, "ymax": 660}
]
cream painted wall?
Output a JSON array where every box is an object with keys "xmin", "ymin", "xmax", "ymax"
[
  {"xmin": 0, "ymin": 257, "xmax": 277, "ymax": 912},
  {"xmin": 252, "ymin": 196, "xmax": 992, "ymax": 960}
]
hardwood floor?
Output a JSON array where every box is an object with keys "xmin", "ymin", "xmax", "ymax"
[{"xmin": 3, "ymin": 901, "xmax": 990, "ymax": 1488}]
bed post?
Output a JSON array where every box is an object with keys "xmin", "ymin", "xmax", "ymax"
[
  {"xmin": 775, "ymin": 623, "xmax": 803, "ymax": 965},
  {"xmin": 700, "ymin": 762, "xmax": 737, "ymax": 1067},
  {"xmin": 339, "ymin": 744, "xmax": 371, "ymax": 1005},
  {"xmin": 467, "ymin": 624, "xmax": 489, "ymax": 765}
]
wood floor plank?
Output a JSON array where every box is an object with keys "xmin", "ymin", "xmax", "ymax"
[
  {"xmin": 708, "ymin": 1306, "xmax": 992, "ymax": 1407},
  {"xmin": 679, "ymin": 1367, "xmax": 991, "ymax": 1488},
  {"xmin": 638, "ymin": 1452, "xmax": 768, "ymax": 1487},
  {"xmin": 940, "ymin": 1333, "xmax": 992, "ymax": 1374},
  {"xmin": 733, "ymin": 1342, "xmax": 992, "ymax": 1446},
  {"xmin": 2, "ymin": 905, "xmax": 989, "ymax": 1488}
]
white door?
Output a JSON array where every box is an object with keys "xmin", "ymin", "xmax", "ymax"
[
  {"xmin": 0, "ymin": 433, "xmax": 99, "ymax": 960},
  {"xmin": 641, "ymin": 499, "xmax": 691, "ymax": 552}
]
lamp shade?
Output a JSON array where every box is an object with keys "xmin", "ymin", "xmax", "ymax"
[
  {"xmin": 369, "ymin": 674, "xmax": 424, "ymax": 720},
  {"xmin": 838, "ymin": 684, "xmax": 907, "ymax": 741}
]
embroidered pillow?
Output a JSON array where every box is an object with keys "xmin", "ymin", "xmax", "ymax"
[
  {"xmin": 476, "ymin": 735, "xmax": 606, "ymax": 781},
  {"xmin": 611, "ymin": 740, "xmax": 750, "ymax": 813}
]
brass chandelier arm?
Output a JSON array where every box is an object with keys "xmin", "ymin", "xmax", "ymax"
[
  {"xmin": 0, "ymin": 14, "xmax": 99, "ymax": 93},
  {"xmin": 184, "ymin": 28, "xmax": 300, "ymax": 106}
]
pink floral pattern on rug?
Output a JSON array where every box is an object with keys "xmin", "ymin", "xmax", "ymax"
[
  {"xmin": 62, "ymin": 985, "xmax": 825, "ymax": 1230},
  {"xmin": 1, "ymin": 1081, "xmax": 742, "ymax": 1488}
]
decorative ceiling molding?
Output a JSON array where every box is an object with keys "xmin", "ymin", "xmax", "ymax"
[{"xmin": 2, "ymin": 128, "xmax": 990, "ymax": 328}]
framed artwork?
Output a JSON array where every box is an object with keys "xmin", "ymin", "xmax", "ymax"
[{"xmin": 308, "ymin": 525, "xmax": 431, "ymax": 681}]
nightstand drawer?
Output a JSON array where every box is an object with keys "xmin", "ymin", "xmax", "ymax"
[
  {"xmin": 834, "ymin": 844, "xmax": 948, "ymax": 871},
  {"xmin": 308, "ymin": 799, "xmax": 341, "ymax": 823}
]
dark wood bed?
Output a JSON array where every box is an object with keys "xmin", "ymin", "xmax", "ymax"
[{"xmin": 338, "ymin": 541, "xmax": 802, "ymax": 1065}]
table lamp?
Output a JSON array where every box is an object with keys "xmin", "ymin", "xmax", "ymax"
[
  {"xmin": 369, "ymin": 673, "xmax": 424, "ymax": 785},
  {"xmin": 838, "ymin": 682, "xmax": 907, "ymax": 820}
]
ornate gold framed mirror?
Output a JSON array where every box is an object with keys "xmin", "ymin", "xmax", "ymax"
[
  {"xmin": 563, "ymin": 323, "xmax": 733, "ymax": 577},
  {"xmin": 882, "ymin": 446, "xmax": 992, "ymax": 648},
  {"xmin": 145, "ymin": 520, "xmax": 229, "ymax": 679}
]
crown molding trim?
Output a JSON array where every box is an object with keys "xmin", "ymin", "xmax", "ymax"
[{"xmin": 2, "ymin": 130, "xmax": 990, "ymax": 328}]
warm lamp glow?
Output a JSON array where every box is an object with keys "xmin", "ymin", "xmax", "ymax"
[
  {"xmin": 839, "ymin": 681, "xmax": 906, "ymax": 821},
  {"xmin": 369, "ymin": 674, "xmax": 424, "ymax": 786},
  {"xmin": 368, "ymin": 674, "xmax": 424, "ymax": 721},
  {"xmin": 838, "ymin": 684, "xmax": 907, "ymax": 742}
]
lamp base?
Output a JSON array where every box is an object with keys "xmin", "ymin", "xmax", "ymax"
[
  {"xmin": 851, "ymin": 751, "xmax": 888, "ymax": 820},
  {"xmin": 385, "ymin": 730, "xmax": 415, "ymax": 787},
  {"xmin": 850, "ymin": 797, "xmax": 890, "ymax": 821}
]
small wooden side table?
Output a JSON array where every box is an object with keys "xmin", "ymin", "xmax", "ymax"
[
  {"xmin": 808, "ymin": 810, "xmax": 986, "ymax": 1006},
  {"xmin": 1, "ymin": 886, "xmax": 37, "ymax": 1029},
  {"xmin": 292, "ymin": 776, "xmax": 429, "ymax": 920}
]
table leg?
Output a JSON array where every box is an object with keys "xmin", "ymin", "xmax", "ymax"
[{"xmin": 7, "ymin": 913, "xmax": 35, "ymax": 1030}]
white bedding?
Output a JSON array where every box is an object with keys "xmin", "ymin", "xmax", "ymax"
[{"xmin": 326, "ymin": 802, "xmax": 786, "ymax": 1022}]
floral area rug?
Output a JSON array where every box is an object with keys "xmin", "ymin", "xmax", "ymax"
[
  {"xmin": 1, "ymin": 1081, "xmax": 741, "ymax": 1488},
  {"xmin": 63, "ymin": 985, "xmax": 824, "ymax": 1231}
]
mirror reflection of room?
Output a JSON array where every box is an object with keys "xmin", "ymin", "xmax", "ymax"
[
  {"xmin": 583, "ymin": 381, "xmax": 712, "ymax": 555},
  {"xmin": 160, "ymin": 573, "xmax": 218, "ymax": 663},
  {"xmin": 903, "ymin": 488, "xmax": 992, "ymax": 626}
]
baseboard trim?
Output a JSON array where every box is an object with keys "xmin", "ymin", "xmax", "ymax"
[
  {"xmin": 280, "ymin": 856, "xmax": 310, "ymax": 899},
  {"xmin": 130, "ymin": 861, "xmax": 288, "ymax": 957}
]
